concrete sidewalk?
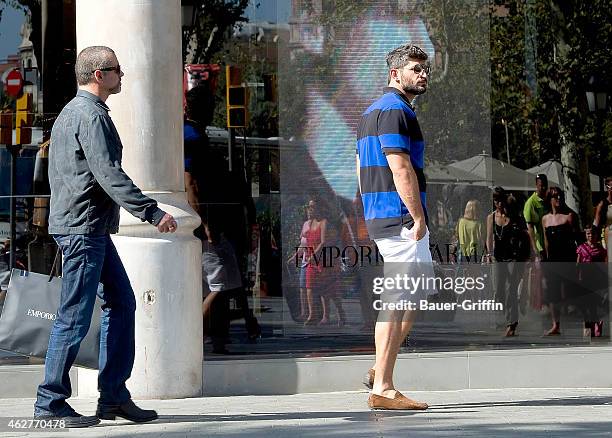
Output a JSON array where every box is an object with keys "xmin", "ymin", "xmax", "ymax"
[{"xmin": 1, "ymin": 388, "xmax": 611, "ymax": 437}]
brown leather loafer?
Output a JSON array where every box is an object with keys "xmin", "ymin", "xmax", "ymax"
[
  {"xmin": 363, "ymin": 368, "xmax": 375, "ymax": 389},
  {"xmin": 368, "ymin": 391, "xmax": 429, "ymax": 410}
]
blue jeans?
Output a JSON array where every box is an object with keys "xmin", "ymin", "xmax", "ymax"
[{"xmin": 34, "ymin": 234, "xmax": 136, "ymax": 416}]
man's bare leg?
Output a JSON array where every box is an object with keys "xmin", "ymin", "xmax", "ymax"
[
  {"xmin": 371, "ymin": 309, "xmax": 416, "ymax": 375},
  {"xmin": 202, "ymin": 291, "xmax": 219, "ymax": 335},
  {"xmin": 369, "ymin": 308, "xmax": 428, "ymax": 409},
  {"xmin": 398, "ymin": 309, "xmax": 417, "ymax": 347},
  {"xmin": 371, "ymin": 310, "xmax": 405, "ymax": 397}
]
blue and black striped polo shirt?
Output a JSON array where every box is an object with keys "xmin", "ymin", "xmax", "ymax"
[{"xmin": 356, "ymin": 87, "xmax": 427, "ymax": 240}]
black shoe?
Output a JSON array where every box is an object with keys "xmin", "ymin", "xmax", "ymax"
[
  {"xmin": 96, "ymin": 399, "xmax": 158, "ymax": 423},
  {"xmin": 35, "ymin": 413, "xmax": 100, "ymax": 428}
]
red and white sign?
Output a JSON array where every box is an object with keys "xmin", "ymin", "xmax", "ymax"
[{"xmin": 5, "ymin": 69, "xmax": 23, "ymax": 98}]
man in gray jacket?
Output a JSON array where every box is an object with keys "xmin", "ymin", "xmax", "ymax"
[{"xmin": 34, "ymin": 46, "xmax": 177, "ymax": 427}]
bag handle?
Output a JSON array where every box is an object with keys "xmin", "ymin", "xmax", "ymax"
[{"xmin": 48, "ymin": 246, "xmax": 62, "ymax": 282}]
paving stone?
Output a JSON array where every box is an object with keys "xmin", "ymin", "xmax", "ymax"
[{"xmin": 0, "ymin": 389, "xmax": 611, "ymax": 437}]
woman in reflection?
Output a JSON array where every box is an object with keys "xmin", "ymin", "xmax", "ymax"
[
  {"xmin": 288, "ymin": 199, "xmax": 330, "ymax": 324},
  {"xmin": 287, "ymin": 223, "xmax": 310, "ymax": 322},
  {"xmin": 576, "ymin": 225, "xmax": 608, "ymax": 337},
  {"xmin": 593, "ymin": 176, "xmax": 612, "ymax": 249},
  {"xmin": 542, "ymin": 187, "xmax": 579, "ymax": 336},
  {"xmin": 486, "ymin": 188, "xmax": 530, "ymax": 336},
  {"xmin": 300, "ymin": 199, "xmax": 346, "ymax": 326},
  {"xmin": 456, "ymin": 199, "xmax": 484, "ymax": 263}
]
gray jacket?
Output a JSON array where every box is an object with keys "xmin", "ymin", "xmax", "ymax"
[{"xmin": 48, "ymin": 90, "xmax": 165, "ymax": 235}]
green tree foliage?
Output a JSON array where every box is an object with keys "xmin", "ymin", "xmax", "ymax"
[
  {"xmin": 542, "ymin": 0, "xmax": 612, "ymax": 168},
  {"xmin": 491, "ymin": 0, "xmax": 611, "ymax": 165},
  {"xmin": 490, "ymin": 0, "xmax": 535, "ymax": 167},
  {"xmin": 417, "ymin": 0, "xmax": 491, "ymax": 164},
  {"xmin": 490, "ymin": 0, "xmax": 611, "ymax": 222},
  {"xmin": 182, "ymin": 0, "xmax": 250, "ymax": 64}
]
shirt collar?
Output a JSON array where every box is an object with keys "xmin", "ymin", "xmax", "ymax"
[
  {"xmin": 382, "ymin": 86, "xmax": 414, "ymax": 109},
  {"xmin": 76, "ymin": 89, "xmax": 110, "ymax": 112}
]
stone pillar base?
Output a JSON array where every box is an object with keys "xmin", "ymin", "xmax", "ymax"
[{"xmin": 113, "ymin": 192, "xmax": 202, "ymax": 399}]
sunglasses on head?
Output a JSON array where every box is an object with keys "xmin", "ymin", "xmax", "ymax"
[{"xmin": 93, "ymin": 65, "xmax": 121, "ymax": 74}]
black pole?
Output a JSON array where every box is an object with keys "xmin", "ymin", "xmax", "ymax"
[
  {"xmin": 8, "ymin": 144, "xmax": 22, "ymax": 271},
  {"xmin": 228, "ymin": 127, "xmax": 234, "ymax": 172}
]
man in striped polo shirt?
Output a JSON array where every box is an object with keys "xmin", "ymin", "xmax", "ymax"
[{"xmin": 356, "ymin": 44, "xmax": 434, "ymax": 410}]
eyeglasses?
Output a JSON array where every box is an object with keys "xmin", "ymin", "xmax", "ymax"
[
  {"xmin": 405, "ymin": 63, "xmax": 430, "ymax": 75},
  {"xmin": 93, "ymin": 65, "xmax": 121, "ymax": 74},
  {"xmin": 550, "ymin": 194, "xmax": 563, "ymax": 200}
]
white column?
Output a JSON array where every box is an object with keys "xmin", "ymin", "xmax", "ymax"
[{"xmin": 75, "ymin": 0, "xmax": 202, "ymax": 398}]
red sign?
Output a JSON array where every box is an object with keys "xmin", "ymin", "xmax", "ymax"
[
  {"xmin": 5, "ymin": 69, "xmax": 23, "ymax": 98},
  {"xmin": 183, "ymin": 64, "xmax": 220, "ymax": 109}
]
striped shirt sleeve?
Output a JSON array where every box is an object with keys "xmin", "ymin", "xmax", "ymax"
[{"xmin": 377, "ymin": 109, "xmax": 411, "ymax": 154}]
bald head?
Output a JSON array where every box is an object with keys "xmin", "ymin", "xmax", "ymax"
[{"xmin": 75, "ymin": 46, "xmax": 116, "ymax": 86}]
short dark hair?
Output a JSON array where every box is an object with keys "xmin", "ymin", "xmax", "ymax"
[
  {"xmin": 386, "ymin": 44, "xmax": 429, "ymax": 70},
  {"xmin": 535, "ymin": 173, "xmax": 548, "ymax": 185},
  {"xmin": 75, "ymin": 46, "xmax": 116, "ymax": 86},
  {"xmin": 185, "ymin": 85, "xmax": 215, "ymax": 125}
]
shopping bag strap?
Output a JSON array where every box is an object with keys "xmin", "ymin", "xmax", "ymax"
[{"xmin": 48, "ymin": 246, "xmax": 62, "ymax": 282}]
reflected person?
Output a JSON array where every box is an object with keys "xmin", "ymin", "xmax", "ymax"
[
  {"xmin": 456, "ymin": 199, "xmax": 484, "ymax": 264},
  {"xmin": 486, "ymin": 190, "xmax": 530, "ymax": 336},
  {"xmin": 576, "ymin": 225, "xmax": 608, "ymax": 337},
  {"xmin": 542, "ymin": 187, "xmax": 579, "ymax": 336},
  {"xmin": 593, "ymin": 176, "xmax": 612, "ymax": 250}
]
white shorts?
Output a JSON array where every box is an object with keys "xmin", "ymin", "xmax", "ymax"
[
  {"xmin": 374, "ymin": 227, "xmax": 437, "ymax": 304},
  {"xmin": 375, "ymin": 227, "xmax": 433, "ymax": 263}
]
